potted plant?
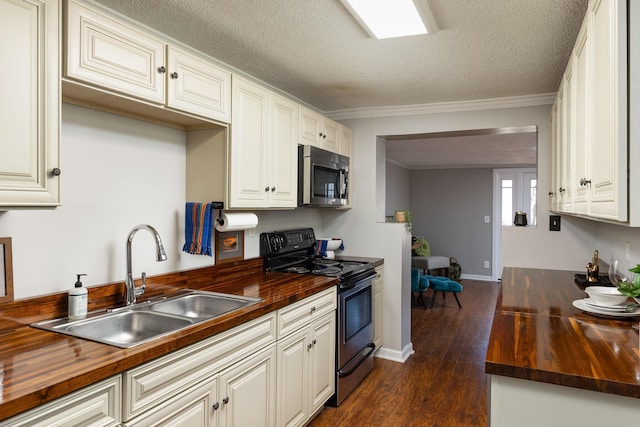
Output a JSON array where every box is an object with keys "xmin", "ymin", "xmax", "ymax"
[{"xmin": 395, "ymin": 209, "xmax": 412, "ymax": 232}]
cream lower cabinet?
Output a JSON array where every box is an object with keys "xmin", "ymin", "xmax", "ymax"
[
  {"xmin": 123, "ymin": 313, "xmax": 277, "ymax": 426},
  {"xmin": 0, "ymin": 0, "xmax": 60, "ymax": 208},
  {"xmin": 276, "ymin": 288, "xmax": 337, "ymax": 427},
  {"xmin": 65, "ymin": 0, "xmax": 231, "ymax": 124},
  {"xmin": 229, "ymin": 76, "xmax": 298, "ymax": 208},
  {"xmin": 0, "ymin": 376, "xmax": 121, "ymax": 427},
  {"xmin": 373, "ymin": 265, "xmax": 384, "ymax": 351},
  {"xmin": 125, "ymin": 344, "xmax": 277, "ymax": 427}
]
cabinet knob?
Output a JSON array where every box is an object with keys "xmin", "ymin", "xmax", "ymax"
[
  {"xmin": 548, "ymin": 191, "xmax": 554, "ymax": 196},
  {"xmin": 157, "ymin": 66, "xmax": 166, "ymax": 73},
  {"xmin": 212, "ymin": 402, "xmax": 219, "ymax": 410},
  {"xmin": 307, "ymin": 343, "xmax": 313, "ymax": 350},
  {"xmin": 271, "ymin": 187, "xmax": 276, "ymax": 192},
  {"xmin": 323, "ymin": 134, "xmax": 327, "ymax": 139},
  {"xmin": 265, "ymin": 186, "xmax": 270, "ymax": 192},
  {"xmin": 310, "ymin": 306, "xmax": 316, "ymax": 313},
  {"xmin": 312, "ymin": 339, "xmax": 317, "ymax": 346},
  {"xmin": 559, "ymin": 187, "xmax": 566, "ymax": 193},
  {"xmin": 223, "ymin": 397, "xmax": 230, "ymax": 405},
  {"xmin": 580, "ymin": 178, "xmax": 592, "ymax": 186},
  {"xmin": 51, "ymin": 167, "xmax": 61, "ymax": 176},
  {"xmin": 170, "ymin": 72, "xmax": 179, "ymax": 79},
  {"xmin": 318, "ymin": 132, "xmax": 323, "ymax": 137}
]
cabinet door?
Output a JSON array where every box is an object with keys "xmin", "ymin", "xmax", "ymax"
[
  {"xmin": 219, "ymin": 344, "xmax": 276, "ymax": 427},
  {"xmin": 588, "ymin": 0, "xmax": 627, "ymax": 221},
  {"xmin": 66, "ymin": 0, "xmax": 165, "ymax": 103},
  {"xmin": 559, "ymin": 72, "xmax": 573, "ymax": 212},
  {"xmin": 299, "ymin": 106, "xmax": 323, "ymax": 147},
  {"xmin": 229, "ymin": 77, "xmax": 270, "ymax": 208},
  {"xmin": 0, "ymin": 0, "xmax": 60, "ymax": 207},
  {"xmin": 124, "ymin": 379, "xmax": 218, "ymax": 427},
  {"xmin": 549, "ymin": 101, "xmax": 559, "ymax": 211},
  {"xmin": 308, "ymin": 312, "xmax": 336, "ymax": 414},
  {"xmin": 166, "ymin": 46, "xmax": 231, "ymax": 123},
  {"xmin": 573, "ymin": 20, "xmax": 589, "ymax": 214},
  {"xmin": 268, "ymin": 94, "xmax": 299, "ymax": 208},
  {"xmin": 321, "ymin": 118, "xmax": 341, "ymax": 153},
  {"xmin": 276, "ymin": 328, "xmax": 309, "ymax": 427}
]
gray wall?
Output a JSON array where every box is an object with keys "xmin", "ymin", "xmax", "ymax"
[{"xmin": 409, "ymin": 168, "xmax": 493, "ymax": 277}]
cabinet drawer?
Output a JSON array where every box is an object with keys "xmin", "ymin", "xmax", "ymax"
[
  {"xmin": 1, "ymin": 376, "xmax": 121, "ymax": 427},
  {"xmin": 123, "ymin": 312, "xmax": 276, "ymax": 421},
  {"xmin": 277, "ymin": 287, "xmax": 337, "ymax": 338}
]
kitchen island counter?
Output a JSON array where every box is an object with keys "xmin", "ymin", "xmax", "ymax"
[
  {"xmin": 486, "ymin": 267, "xmax": 640, "ymax": 425},
  {"xmin": 0, "ymin": 258, "xmax": 337, "ymax": 422}
]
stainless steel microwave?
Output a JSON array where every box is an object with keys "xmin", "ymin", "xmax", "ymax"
[{"xmin": 298, "ymin": 145, "xmax": 349, "ymax": 207}]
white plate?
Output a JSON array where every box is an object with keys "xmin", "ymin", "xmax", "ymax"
[
  {"xmin": 583, "ymin": 298, "xmax": 630, "ymax": 312},
  {"xmin": 573, "ymin": 299, "xmax": 640, "ymax": 318}
]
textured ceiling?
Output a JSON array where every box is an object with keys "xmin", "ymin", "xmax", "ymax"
[{"xmin": 91, "ymin": 0, "xmax": 587, "ymax": 168}]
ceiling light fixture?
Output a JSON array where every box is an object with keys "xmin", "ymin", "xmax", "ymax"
[{"xmin": 341, "ymin": 0, "xmax": 438, "ymax": 40}]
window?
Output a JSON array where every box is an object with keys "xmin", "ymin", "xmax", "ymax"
[{"xmin": 496, "ymin": 169, "xmax": 537, "ymax": 226}]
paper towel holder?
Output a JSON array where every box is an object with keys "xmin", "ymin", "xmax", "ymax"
[{"xmin": 211, "ymin": 201, "xmax": 226, "ymax": 227}]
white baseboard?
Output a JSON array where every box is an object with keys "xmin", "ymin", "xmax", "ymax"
[
  {"xmin": 461, "ymin": 273, "xmax": 495, "ymax": 282},
  {"xmin": 374, "ymin": 342, "xmax": 414, "ymax": 363}
]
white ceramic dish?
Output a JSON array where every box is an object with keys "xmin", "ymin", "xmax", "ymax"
[
  {"xmin": 583, "ymin": 298, "xmax": 629, "ymax": 312},
  {"xmin": 573, "ymin": 299, "xmax": 640, "ymax": 318},
  {"xmin": 584, "ymin": 286, "xmax": 628, "ymax": 306}
]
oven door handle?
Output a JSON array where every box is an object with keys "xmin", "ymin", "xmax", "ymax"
[{"xmin": 337, "ymin": 343, "xmax": 376, "ymax": 377}]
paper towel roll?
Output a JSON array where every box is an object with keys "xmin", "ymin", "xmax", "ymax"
[{"xmin": 214, "ymin": 212, "xmax": 258, "ymax": 232}]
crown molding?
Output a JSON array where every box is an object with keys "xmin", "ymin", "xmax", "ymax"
[{"xmin": 325, "ymin": 93, "xmax": 556, "ymax": 121}]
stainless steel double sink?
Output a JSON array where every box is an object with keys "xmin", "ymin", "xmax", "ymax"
[{"xmin": 32, "ymin": 290, "xmax": 262, "ymax": 348}]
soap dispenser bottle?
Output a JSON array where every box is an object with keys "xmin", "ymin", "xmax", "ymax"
[{"xmin": 69, "ymin": 274, "xmax": 88, "ymax": 320}]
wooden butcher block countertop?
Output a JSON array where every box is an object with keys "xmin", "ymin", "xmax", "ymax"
[
  {"xmin": 0, "ymin": 258, "xmax": 338, "ymax": 421},
  {"xmin": 485, "ymin": 267, "xmax": 640, "ymax": 398}
]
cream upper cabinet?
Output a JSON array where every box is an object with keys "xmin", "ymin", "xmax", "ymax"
[
  {"xmin": 166, "ymin": 45, "xmax": 231, "ymax": 123},
  {"xmin": 587, "ymin": 0, "xmax": 626, "ymax": 220},
  {"xmin": 550, "ymin": 0, "xmax": 628, "ymax": 223},
  {"xmin": 299, "ymin": 106, "xmax": 341, "ymax": 153},
  {"xmin": 0, "ymin": 0, "xmax": 60, "ymax": 208},
  {"xmin": 66, "ymin": 0, "xmax": 165, "ymax": 103},
  {"xmin": 65, "ymin": 0, "xmax": 231, "ymax": 124},
  {"xmin": 572, "ymin": 19, "xmax": 590, "ymax": 214},
  {"xmin": 229, "ymin": 76, "xmax": 298, "ymax": 208}
]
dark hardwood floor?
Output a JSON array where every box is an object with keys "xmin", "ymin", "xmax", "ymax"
[{"xmin": 309, "ymin": 278, "xmax": 501, "ymax": 427}]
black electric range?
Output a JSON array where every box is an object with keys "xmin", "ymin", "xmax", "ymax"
[{"xmin": 260, "ymin": 228, "xmax": 376, "ymax": 289}]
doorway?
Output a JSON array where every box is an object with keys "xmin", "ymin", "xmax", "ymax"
[{"xmin": 492, "ymin": 168, "xmax": 537, "ymax": 280}]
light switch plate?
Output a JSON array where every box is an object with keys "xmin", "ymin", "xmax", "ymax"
[{"xmin": 549, "ymin": 215, "xmax": 561, "ymax": 231}]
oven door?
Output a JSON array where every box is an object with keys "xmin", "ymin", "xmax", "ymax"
[{"xmin": 338, "ymin": 275, "xmax": 374, "ymax": 368}]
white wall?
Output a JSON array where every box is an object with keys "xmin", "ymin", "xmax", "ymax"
[
  {"xmin": 323, "ymin": 102, "xmax": 614, "ymax": 362},
  {"xmin": 0, "ymin": 104, "xmax": 324, "ymax": 300},
  {"xmin": 384, "ymin": 161, "xmax": 410, "ymax": 218}
]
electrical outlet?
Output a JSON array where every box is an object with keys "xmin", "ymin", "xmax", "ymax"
[
  {"xmin": 625, "ymin": 241, "xmax": 631, "ymax": 263},
  {"xmin": 247, "ymin": 228, "xmax": 256, "ymax": 237},
  {"xmin": 484, "ymin": 215, "xmax": 490, "ymax": 223},
  {"xmin": 483, "ymin": 261, "xmax": 490, "ymax": 269}
]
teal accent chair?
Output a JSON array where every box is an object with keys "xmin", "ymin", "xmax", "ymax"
[
  {"xmin": 411, "ymin": 268, "xmax": 430, "ymax": 309},
  {"xmin": 423, "ymin": 275, "xmax": 463, "ymax": 309}
]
